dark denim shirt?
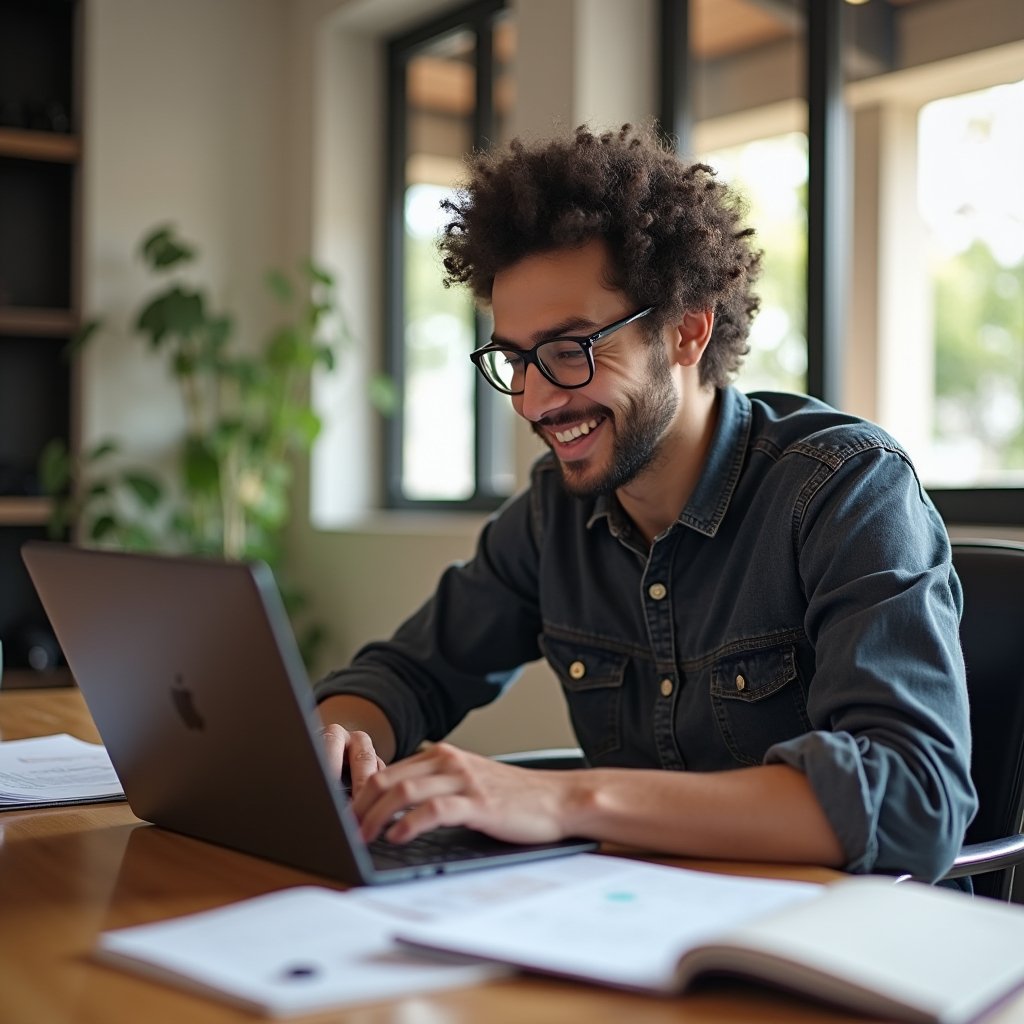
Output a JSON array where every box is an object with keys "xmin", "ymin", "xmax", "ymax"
[{"xmin": 316, "ymin": 388, "xmax": 978, "ymax": 880}]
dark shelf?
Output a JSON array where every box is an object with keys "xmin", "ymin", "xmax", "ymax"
[
  {"xmin": 0, "ymin": 335, "xmax": 72, "ymax": 497},
  {"xmin": 0, "ymin": 306, "xmax": 77, "ymax": 336},
  {"xmin": 0, "ymin": 0, "xmax": 75, "ymax": 136},
  {"xmin": 0, "ymin": 497, "xmax": 53, "ymax": 526},
  {"xmin": 0, "ymin": 157, "xmax": 74, "ymax": 309},
  {"xmin": 0, "ymin": 126, "xmax": 80, "ymax": 163},
  {"xmin": 0, "ymin": 0, "xmax": 80, "ymax": 682}
]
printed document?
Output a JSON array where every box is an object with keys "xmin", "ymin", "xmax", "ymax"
[{"xmin": 0, "ymin": 733, "xmax": 125, "ymax": 809}]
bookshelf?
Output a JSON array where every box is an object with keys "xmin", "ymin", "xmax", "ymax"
[{"xmin": 0, "ymin": 0, "xmax": 81, "ymax": 684}]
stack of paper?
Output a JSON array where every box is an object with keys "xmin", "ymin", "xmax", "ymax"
[
  {"xmin": 99, "ymin": 886, "xmax": 508, "ymax": 1017},
  {"xmin": 0, "ymin": 733, "xmax": 125, "ymax": 810}
]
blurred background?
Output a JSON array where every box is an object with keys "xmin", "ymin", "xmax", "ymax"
[{"xmin": 1, "ymin": 0, "xmax": 1021, "ymax": 751}]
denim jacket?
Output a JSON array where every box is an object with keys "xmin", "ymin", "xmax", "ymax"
[{"xmin": 316, "ymin": 387, "xmax": 978, "ymax": 879}]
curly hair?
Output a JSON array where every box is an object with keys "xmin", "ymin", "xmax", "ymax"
[{"xmin": 438, "ymin": 123, "xmax": 762, "ymax": 387}]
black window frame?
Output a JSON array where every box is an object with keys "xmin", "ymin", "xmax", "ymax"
[
  {"xmin": 657, "ymin": 0, "xmax": 1024, "ymax": 527},
  {"xmin": 384, "ymin": 0, "xmax": 511, "ymax": 512}
]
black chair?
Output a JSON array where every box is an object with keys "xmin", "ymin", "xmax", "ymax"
[
  {"xmin": 497, "ymin": 539, "xmax": 1024, "ymax": 901},
  {"xmin": 928, "ymin": 539, "xmax": 1024, "ymax": 901}
]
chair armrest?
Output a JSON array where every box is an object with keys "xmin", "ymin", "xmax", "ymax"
[
  {"xmin": 941, "ymin": 834, "xmax": 1024, "ymax": 880},
  {"xmin": 491, "ymin": 747, "xmax": 587, "ymax": 770}
]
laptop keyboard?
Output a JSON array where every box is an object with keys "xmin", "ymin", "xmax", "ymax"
[{"xmin": 367, "ymin": 826, "xmax": 517, "ymax": 870}]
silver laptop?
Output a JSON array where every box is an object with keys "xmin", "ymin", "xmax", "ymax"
[{"xmin": 21, "ymin": 541, "xmax": 595, "ymax": 884}]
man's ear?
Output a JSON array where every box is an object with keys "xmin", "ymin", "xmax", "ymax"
[{"xmin": 668, "ymin": 309, "xmax": 714, "ymax": 367}]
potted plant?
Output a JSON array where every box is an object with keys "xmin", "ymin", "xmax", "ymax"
[{"xmin": 41, "ymin": 225, "xmax": 382, "ymax": 665}]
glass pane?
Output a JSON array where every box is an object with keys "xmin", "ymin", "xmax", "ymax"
[
  {"xmin": 918, "ymin": 80, "xmax": 1024, "ymax": 486},
  {"xmin": 702, "ymin": 134, "xmax": 808, "ymax": 393},
  {"xmin": 479, "ymin": 12, "xmax": 517, "ymax": 499},
  {"xmin": 402, "ymin": 30, "xmax": 477, "ymax": 502},
  {"xmin": 398, "ymin": 14, "xmax": 518, "ymax": 504},
  {"xmin": 690, "ymin": 0, "xmax": 808, "ymax": 394},
  {"xmin": 843, "ymin": 0, "xmax": 1024, "ymax": 492}
]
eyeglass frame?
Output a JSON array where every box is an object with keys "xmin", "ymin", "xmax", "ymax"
[{"xmin": 469, "ymin": 305, "xmax": 657, "ymax": 396}]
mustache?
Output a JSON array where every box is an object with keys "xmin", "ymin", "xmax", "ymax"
[{"xmin": 532, "ymin": 407, "xmax": 610, "ymax": 432}]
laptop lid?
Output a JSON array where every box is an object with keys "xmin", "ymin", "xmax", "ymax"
[{"xmin": 21, "ymin": 542, "xmax": 595, "ymax": 885}]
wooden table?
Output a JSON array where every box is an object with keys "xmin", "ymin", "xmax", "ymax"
[{"xmin": 2, "ymin": 688, "xmax": 1021, "ymax": 1024}]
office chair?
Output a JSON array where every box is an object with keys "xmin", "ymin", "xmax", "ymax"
[
  {"xmin": 497, "ymin": 539, "xmax": 1024, "ymax": 902},
  {"xmin": 928, "ymin": 539, "xmax": 1024, "ymax": 901}
]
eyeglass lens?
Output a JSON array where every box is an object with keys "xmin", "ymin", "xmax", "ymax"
[{"xmin": 483, "ymin": 338, "xmax": 591, "ymax": 393}]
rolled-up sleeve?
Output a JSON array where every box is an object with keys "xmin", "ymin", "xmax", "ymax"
[{"xmin": 765, "ymin": 442, "xmax": 977, "ymax": 879}]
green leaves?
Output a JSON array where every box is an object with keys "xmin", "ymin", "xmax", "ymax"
[
  {"xmin": 302, "ymin": 258, "xmax": 334, "ymax": 288},
  {"xmin": 141, "ymin": 225, "xmax": 196, "ymax": 269},
  {"xmin": 37, "ymin": 437, "xmax": 165, "ymax": 550},
  {"xmin": 136, "ymin": 287, "xmax": 207, "ymax": 348},
  {"xmin": 183, "ymin": 437, "xmax": 221, "ymax": 495},
  {"xmin": 265, "ymin": 268, "xmax": 293, "ymax": 303},
  {"xmin": 124, "ymin": 472, "xmax": 164, "ymax": 509},
  {"xmin": 47, "ymin": 223, "xmax": 365, "ymax": 668},
  {"xmin": 39, "ymin": 437, "xmax": 72, "ymax": 495}
]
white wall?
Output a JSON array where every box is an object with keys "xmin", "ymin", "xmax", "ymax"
[{"xmin": 82, "ymin": 0, "xmax": 289, "ymax": 466}]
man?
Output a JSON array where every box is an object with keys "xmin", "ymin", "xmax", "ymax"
[{"xmin": 316, "ymin": 123, "xmax": 976, "ymax": 879}]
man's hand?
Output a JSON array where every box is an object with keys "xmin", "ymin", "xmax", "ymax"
[
  {"xmin": 350, "ymin": 742, "xmax": 579, "ymax": 846},
  {"xmin": 317, "ymin": 694, "xmax": 397, "ymax": 795},
  {"xmin": 321, "ymin": 724, "xmax": 387, "ymax": 794}
]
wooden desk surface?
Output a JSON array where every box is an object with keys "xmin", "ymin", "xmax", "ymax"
[{"xmin": 3, "ymin": 688, "xmax": 1022, "ymax": 1024}]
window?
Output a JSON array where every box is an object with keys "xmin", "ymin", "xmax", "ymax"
[
  {"xmin": 385, "ymin": 2, "xmax": 516, "ymax": 509},
  {"xmin": 845, "ymin": 28, "xmax": 1024, "ymax": 514},
  {"xmin": 700, "ymin": 134, "xmax": 809, "ymax": 395},
  {"xmin": 687, "ymin": 0, "xmax": 809, "ymax": 395},
  {"xmin": 661, "ymin": 0, "xmax": 1024, "ymax": 523},
  {"xmin": 916, "ymin": 80, "xmax": 1024, "ymax": 486}
]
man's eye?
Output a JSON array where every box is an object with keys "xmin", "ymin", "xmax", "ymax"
[
  {"xmin": 550, "ymin": 345, "xmax": 587, "ymax": 362},
  {"xmin": 499, "ymin": 351, "xmax": 525, "ymax": 369}
]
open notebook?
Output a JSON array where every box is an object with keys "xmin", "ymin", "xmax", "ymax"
[{"xmin": 394, "ymin": 866, "xmax": 1024, "ymax": 1024}]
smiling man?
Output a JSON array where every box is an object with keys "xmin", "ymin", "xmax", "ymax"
[{"xmin": 315, "ymin": 124, "xmax": 976, "ymax": 880}]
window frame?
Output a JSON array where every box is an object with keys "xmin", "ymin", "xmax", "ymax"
[
  {"xmin": 384, "ymin": 0, "xmax": 511, "ymax": 512},
  {"xmin": 657, "ymin": 0, "xmax": 1024, "ymax": 527}
]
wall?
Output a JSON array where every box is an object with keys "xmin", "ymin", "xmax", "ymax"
[{"xmin": 82, "ymin": 0, "xmax": 289, "ymax": 466}]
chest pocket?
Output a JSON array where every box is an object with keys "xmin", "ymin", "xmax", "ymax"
[
  {"xmin": 710, "ymin": 642, "xmax": 810, "ymax": 767},
  {"xmin": 539, "ymin": 634, "xmax": 629, "ymax": 759}
]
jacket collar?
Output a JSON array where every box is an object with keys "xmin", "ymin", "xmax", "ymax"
[{"xmin": 588, "ymin": 386, "xmax": 751, "ymax": 540}]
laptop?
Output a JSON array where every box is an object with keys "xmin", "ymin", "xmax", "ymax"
[{"xmin": 20, "ymin": 541, "xmax": 596, "ymax": 885}]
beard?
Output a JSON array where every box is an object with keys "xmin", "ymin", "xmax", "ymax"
[{"xmin": 533, "ymin": 344, "xmax": 679, "ymax": 500}]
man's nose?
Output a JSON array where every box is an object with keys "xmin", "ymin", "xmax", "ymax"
[{"xmin": 515, "ymin": 363, "xmax": 571, "ymax": 422}]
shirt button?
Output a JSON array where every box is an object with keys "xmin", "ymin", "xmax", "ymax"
[
  {"xmin": 660, "ymin": 678, "xmax": 673, "ymax": 697},
  {"xmin": 735, "ymin": 674, "xmax": 746, "ymax": 691},
  {"xmin": 648, "ymin": 582, "xmax": 667, "ymax": 600},
  {"xmin": 569, "ymin": 661, "xmax": 586, "ymax": 680}
]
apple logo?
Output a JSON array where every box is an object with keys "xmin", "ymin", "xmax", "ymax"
[{"xmin": 170, "ymin": 673, "xmax": 205, "ymax": 730}]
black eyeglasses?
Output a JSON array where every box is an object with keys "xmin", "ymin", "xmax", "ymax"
[{"xmin": 469, "ymin": 306, "xmax": 656, "ymax": 396}]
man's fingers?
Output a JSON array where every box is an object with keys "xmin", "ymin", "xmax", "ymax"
[
  {"xmin": 356, "ymin": 772, "xmax": 465, "ymax": 843},
  {"xmin": 384, "ymin": 794, "xmax": 475, "ymax": 844},
  {"xmin": 320, "ymin": 724, "xmax": 348, "ymax": 781},
  {"xmin": 346, "ymin": 730, "xmax": 383, "ymax": 792},
  {"xmin": 318, "ymin": 725, "xmax": 385, "ymax": 794}
]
